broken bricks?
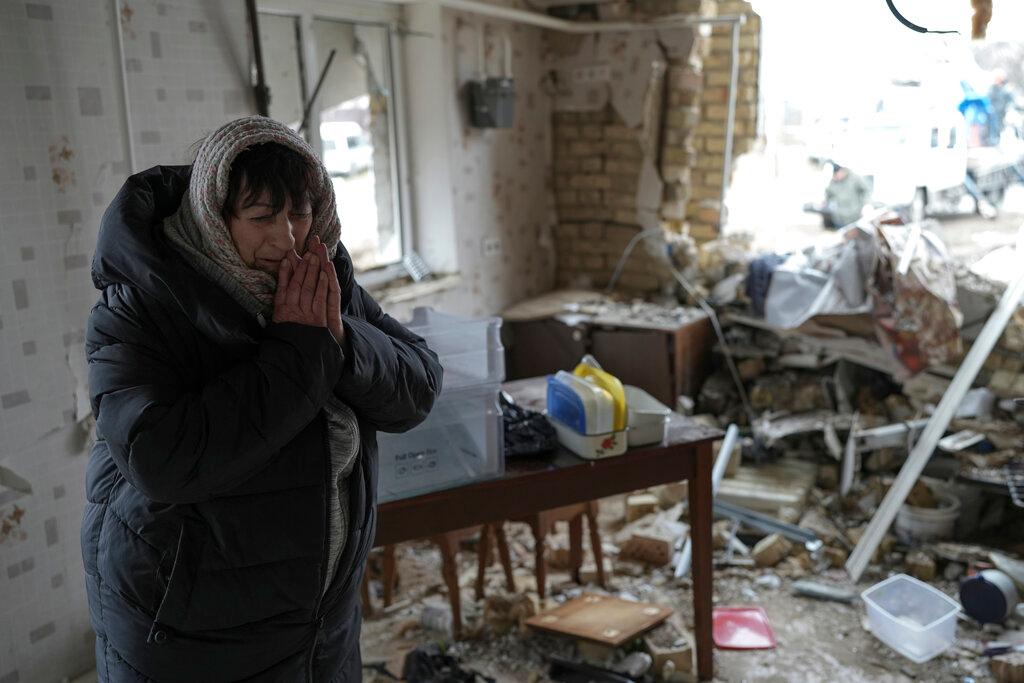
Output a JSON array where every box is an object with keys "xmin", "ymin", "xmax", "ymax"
[
  {"xmin": 483, "ymin": 592, "xmax": 537, "ymax": 635},
  {"xmin": 751, "ymin": 533, "xmax": 793, "ymax": 568},
  {"xmin": 625, "ymin": 493, "xmax": 660, "ymax": 522},
  {"xmin": 643, "ymin": 620, "xmax": 694, "ymax": 681},
  {"xmin": 905, "ymin": 550, "xmax": 937, "ymax": 581},
  {"xmin": 618, "ymin": 529, "xmax": 675, "ymax": 566},
  {"xmin": 992, "ymin": 652, "xmax": 1024, "ymax": 683}
]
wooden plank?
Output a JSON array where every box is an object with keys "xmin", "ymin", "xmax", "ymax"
[
  {"xmin": 525, "ymin": 592, "xmax": 672, "ymax": 647},
  {"xmin": 716, "ymin": 459, "xmax": 817, "ymax": 516}
]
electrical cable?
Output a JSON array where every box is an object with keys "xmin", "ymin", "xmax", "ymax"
[
  {"xmin": 604, "ymin": 229, "xmax": 756, "ymax": 423},
  {"xmin": 884, "ymin": 0, "xmax": 957, "ymax": 35}
]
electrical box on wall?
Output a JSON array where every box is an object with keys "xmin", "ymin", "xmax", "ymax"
[{"xmin": 468, "ymin": 27, "xmax": 516, "ymax": 128}]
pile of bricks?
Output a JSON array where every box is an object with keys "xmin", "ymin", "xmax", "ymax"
[{"xmin": 981, "ymin": 308, "xmax": 1024, "ymax": 397}]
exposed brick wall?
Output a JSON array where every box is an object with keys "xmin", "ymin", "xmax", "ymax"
[
  {"xmin": 548, "ymin": 0, "xmax": 762, "ymax": 295},
  {"xmin": 685, "ymin": 0, "xmax": 761, "ymax": 242},
  {"xmin": 552, "ymin": 107, "xmax": 667, "ymax": 291}
]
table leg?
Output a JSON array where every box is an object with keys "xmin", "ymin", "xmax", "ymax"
[
  {"xmin": 690, "ymin": 441, "xmax": 714, "ymax": 681},
  {"xmin": 382, "ymin": 544, "xmax": 397, "ymax": 608},
  {"xmin": 530, "ymin": 519, "xmax": 548, "ymax": 603},
  {"xmin": 435, "ymin": 534, "xmax": 463, "ymax": 639},
  {"xmin": 493, "ymin": 524, "xmax": 517, "ymax": 592},
  {"xmin": 360, "ymin": 572, "xmax": 374, "ymax": 616},
  {"xmin": 584, "ymin": 502, "xmax": 606, "ymax": 588},
  {"xmin": 568, "ymin": 514, "xmax": 583, "ymax": 584},
  {"xmin": 475, "ymin": 524, "xmax": 491, "ymax": 600}
]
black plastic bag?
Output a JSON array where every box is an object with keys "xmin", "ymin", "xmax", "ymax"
[
  {"xmin": 501, "ymin": 391, "xmax": 557, "ymax": 459},
  {"xmin": 401, "ymin": 643, "xmax": 495, "ymax": 683}
]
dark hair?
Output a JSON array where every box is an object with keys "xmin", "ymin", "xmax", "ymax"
[{"xmin": 221, "ymin": 142, "xmax": 318, "ymax": 220}]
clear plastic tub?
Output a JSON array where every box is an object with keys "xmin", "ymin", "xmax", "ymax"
[
  {"xmin": 861, "ymin": 574, "xmax": 960, "ymax": 663},
  {"xmin": 624, "ymin": 385, "xmax": 671, "ymax": 447},
  {"xmin": 404, "ymin": 308, "xmax": 504, "ymax": 391},
  {"xmin": 376, "ymin": 382, "xmax": 504, "ymax": 502}
]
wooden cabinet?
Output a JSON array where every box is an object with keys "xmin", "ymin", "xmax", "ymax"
[{"xmin": 504, "ymin": 314, "xmax": 713, "ymax": 407}]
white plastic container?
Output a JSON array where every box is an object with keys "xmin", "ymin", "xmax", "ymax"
[
  {"xmin": 861, "ymin": 574, "xmax": 960, "ymax": 663},
  {"xmin": 547, "ymin": 416, "xmax": 628, "ymax": 460},
  {"xmin": 895, "ymin": 491, "xmax": 961, "ymax": 544},
  {"xmin": 624, "ymin": 385, "xmax": 671, "ymax": 447},
  {"xmin": 404, "ymin": 308, "xmax": 504, "ymax": 391},
  {"xmin": 377, "ymin": 381, "xmax": 504, "ymax": 502},
  {"xmin": 548, "ymin": 371, "xmax": 615, "ymax": 435}
]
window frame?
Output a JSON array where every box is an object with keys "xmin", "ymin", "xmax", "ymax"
[{"xmin": 257, "ymin": 1, "xmax": 413, "ymax": 286}]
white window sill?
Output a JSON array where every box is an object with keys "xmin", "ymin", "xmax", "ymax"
[{"xmin": 367, "ymin": 272, "xmax": 462, "ymax": 305}]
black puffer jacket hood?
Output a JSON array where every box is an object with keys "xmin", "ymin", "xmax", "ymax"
[{"xmin": 83, "ymin": 166, "xmax": 441, "ymax": 682}]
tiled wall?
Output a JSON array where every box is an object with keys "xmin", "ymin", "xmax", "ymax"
[
  {"xmin": 0, "ymin": 1, "xmax": 255, "ymax": 680},
  {"xmin": 0, "ymin": 1, "xmax": 554, "ymax": 679}
]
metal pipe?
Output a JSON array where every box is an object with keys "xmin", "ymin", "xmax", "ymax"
[
  {"xmin": 714, "ymin": 500, "xmax": 823, "ymax": 553},
  {"xmin": 718, "ymin": 16, "xmax": 744, "ymax": 233},
  {"xmin": 245, "ymin": 0, "xmax": 271, "ymax": 116},
  {"xmin": 112, "ymin": 0, "xmax": 136, "ymax": 173},
  {"xmin": 675, "ymin": 423, "xmax": 740, "ymax": 578},
  {"xmin": 847, "ymin": 223, "xmax": 1024, "ymax": 581},
  {"xmin": 299, "ymin": 48, "xmax": 337, "ymax": 135},
  {"xmin": 425, "ymin": 0, "xmax": 745, "ymax": 34}
]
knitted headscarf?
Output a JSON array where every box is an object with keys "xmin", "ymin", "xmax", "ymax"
[{"xmin": 164, "ymin": 116, "xmax": 341, "ymax": 320}]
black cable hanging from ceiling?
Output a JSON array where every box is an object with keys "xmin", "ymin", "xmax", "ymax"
[{"xmin": 885, "ymin": 0, "xmax": 959, "ymax": 35}]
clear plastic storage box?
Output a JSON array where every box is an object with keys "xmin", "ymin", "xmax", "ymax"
[
  {"xmin": 861, "ymin": 574, "xmax": 960, "ymax": 663},
  {"xmin": 404, "ymin": 307, "xmax": 505, "ymax": 391},
  {"xmin": 377, "ymin": 381, "xmax": 504, "ymax": 503},
  {"xmin": 376, "ymin": 308, "xmax": 506, "ymax": 502}
]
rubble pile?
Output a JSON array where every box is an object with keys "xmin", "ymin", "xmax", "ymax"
[{"xmin": 359, "ymin": 218, "xmax": 1024, "ymax": 682}]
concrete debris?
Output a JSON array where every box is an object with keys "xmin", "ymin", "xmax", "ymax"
[
  {"xmin": 615, "ymin": 651, "xmax": 653, "ymax": 678},
  {"xmin": 483, "ymin": 592, "xmax": 537, "ymax": 635},
  {"xmin": 791, "ymin": 580, "xmax": 857, "ymax": 603},
  {"xmin": 619, "ymin": 529, "xmax": 675, "ymax": 566},
  {"xmin": 579, "ymin": 559, "xmax": 614, "ymax": 585},
  {"xmin": 643, "ymin": 620, "xmax": 693, "ymax": 680},
  {"xmin": 992, "ymin": 652, "xmax": 1024, "ymax": 683},
  {"xmin": 905, "ymin": 480, "xmax": 939, "ymax": 509},
  {"xmin": 420, "ymin": 599, "xmax": 454, "ymax": 635},
  {"xmin": 625, "ymin": 493, "xmax": 660, "ymax": 522},
  {"xmin": 905, "ymin": 550, "xmax": 938, "ymax": 581},
  {"xmin": 751, "ymin": 533, "xmax": 793, "ymax": 568},
  {"xmin": 575, "ymin": 640, "xmax": 616, "ymax": 667},
  {"xmin": 653, "ymin": 482, "xmax": 688, "ymax": 509}
]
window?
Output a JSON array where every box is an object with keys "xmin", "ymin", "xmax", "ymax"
[{"xmin": 258, "ymin": 9, "xmax": 407, "ymax": 275}]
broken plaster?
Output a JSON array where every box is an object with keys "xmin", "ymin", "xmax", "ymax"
[{"xmin": 549, "ymin": 29, "xmax": 695, "ymax": 233}]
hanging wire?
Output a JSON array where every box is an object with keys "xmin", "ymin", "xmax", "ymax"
[
  {"xmin": 885, "ymin": 0, "xmax": 958, "ymax": 35},
  {"xmin": 605, "ymin": 229, "xmax": 756, "ymax": 424}
]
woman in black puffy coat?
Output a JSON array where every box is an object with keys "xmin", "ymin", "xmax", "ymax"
[{"xmin": 83, "ymin": 116, "xmax": 441, "ymax": 681}]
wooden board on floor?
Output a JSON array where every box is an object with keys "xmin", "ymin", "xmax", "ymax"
[
  {"xmin": 716, "ymin": 458, "xmax": 818, "ymax": 517},
  {"xmin": 524, "ymin": 592, "xmax": 672, "ymax": 647}
]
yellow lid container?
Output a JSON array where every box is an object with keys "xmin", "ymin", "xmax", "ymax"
[{"xmin": 573, "ymin": 363, "xmax": 627, "ymax": 431}]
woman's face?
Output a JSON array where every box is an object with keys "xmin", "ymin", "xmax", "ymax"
[{"xmin": 227, "ymin": 190, "xmax": 313, "ymax": 276}]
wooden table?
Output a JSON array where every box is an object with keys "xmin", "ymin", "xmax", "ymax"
[{"xmin": 375, "ymin": 377, "xmax": 722, "ymax": 680}]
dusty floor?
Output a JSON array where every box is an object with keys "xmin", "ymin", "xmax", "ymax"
[{"xmin": 359, "ymin": 494, "xmax": 1010, "ymax": 682}]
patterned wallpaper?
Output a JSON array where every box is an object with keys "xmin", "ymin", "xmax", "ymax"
[
  {"xmin": 0, "ymin": 1, "xmax": 251, "ymax": 680},
  {"xmin": 386, "ymin": 8, "xmax": 557, "ymax": 320},
  {"xmin": 0, "ymin": 1, "xmax": 554, "ymax": 680}
]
